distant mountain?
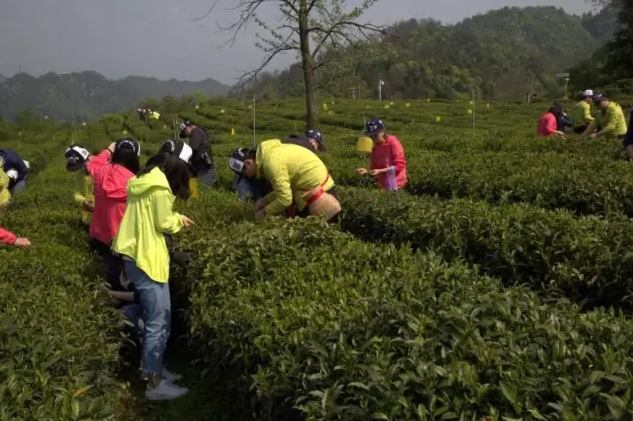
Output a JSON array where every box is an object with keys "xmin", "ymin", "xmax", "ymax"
[
  {"xmin": 0, "ymin": 74, "xmax": 5, "ymax": 83},
  {"xmin": 245, "ymin": 6, "xmax": 616, "ymax": 100},
  {"xmin": 0, "ymin": 71, "xmax": 230, "ymax": 121}
]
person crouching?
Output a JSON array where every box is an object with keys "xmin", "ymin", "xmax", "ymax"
[{"xmin": 229, "ymin": 140, "xmax": 341, "ymax": 222}]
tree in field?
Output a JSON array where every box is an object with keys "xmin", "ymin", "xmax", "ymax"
[{"xmin": 196, "ymin": 0, "xmax": 391, "ymax": 128}]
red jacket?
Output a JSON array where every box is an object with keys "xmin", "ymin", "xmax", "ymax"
[
  {"xmin": 537, "ymin": 112, "xmax": 557, "ymax": 136},
  {"xmin": 0, "ymin": 226, "xmax": 16, "ymax": 245},
  {"xmin": 87, "ymin": 149, "xmax": 135, "ymax": 245},
  {"xmin": 370, "ymin": 135, "xmax": 407, "ymax": 189}
]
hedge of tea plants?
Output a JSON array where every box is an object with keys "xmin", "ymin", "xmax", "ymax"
[
  {"xmin": 0, "ymin": 125, "xmax": 129, "ymax": 420},
  {"xmin": 174, "ymin": 212, "xmax": 633, "ymax": 421},
  {"xmin": 338, "ymin": 187, "xmax": 633, "ymax": 309}
]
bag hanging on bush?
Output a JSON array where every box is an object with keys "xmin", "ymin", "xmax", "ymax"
[{"xmin": 385, "ymin": 157, "xmax": 398, "ymax": 191}]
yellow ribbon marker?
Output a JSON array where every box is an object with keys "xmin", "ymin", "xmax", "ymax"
[
  {"xmin": 231, "ymin": 127, "xmax": 235, "ymax": 135},
  {"xmin": 189, "ymin": 178, "xmax": 199, "ymax": 199},
  {"xmin": 357, "ymin": 136, "xmax": 373, "ymax": 153},
  {"xmin": 435, "ymin": 116, "xmax": 441, "ymax": 122}
]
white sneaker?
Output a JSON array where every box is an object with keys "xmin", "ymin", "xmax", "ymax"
[
  {"xmin": 145, "ymin": 379, "xmax": 189, "ymax": 401},
  {"xmin": 162, "ymin": 367, "xmax": 183, "ymax": 382}
]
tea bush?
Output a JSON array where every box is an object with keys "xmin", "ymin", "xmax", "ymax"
[
  {"xmin": 0, "ymin": 132, "xmax": 128, "ymax": 419},
  {"xmin": 179, "ymin": 216, "xmax": 633, "ymax": 421},
  {"xmin": 338, "ymin": 187, "xmax": 633, "ymax": 309}
]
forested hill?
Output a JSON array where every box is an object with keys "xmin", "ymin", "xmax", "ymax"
[
  {"xmin": 0, "ymin": 71, "xmax": 230, "ymax": 122},
  {"xmin": 245, "ymin": 6, "xmax": 616, "ymax": 100}
]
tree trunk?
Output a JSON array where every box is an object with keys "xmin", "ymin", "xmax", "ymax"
[{"xmin": 298, "ymin": 0, "xmax": 318, "ymax": 129}]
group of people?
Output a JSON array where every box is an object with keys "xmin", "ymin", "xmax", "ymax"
[
  {"xmin": 537, "ymin": 90, "xmax": 633, "ymax": 158},
  {"xmin": 0, "ymin": 148, "xmax": 31, "ymax": 247},
  {"xmin": 0, "ymin": 115, "xmax": 408, "ymax": 401},
  {"xmin": 227, "ymin": 118, "xmax": 407, "ymax": 222}
]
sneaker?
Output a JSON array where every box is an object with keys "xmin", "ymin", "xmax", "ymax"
[
  {"xmin": 140, "ymin": 367, "xmax": 182, "ymax": 382},
  {"xmin": 145, "ymin": 379, "xmax": 189, "ymax": 401},
  {"xmin": 162, "ymin": 367, "xmax": 183, "ymax": 382}
]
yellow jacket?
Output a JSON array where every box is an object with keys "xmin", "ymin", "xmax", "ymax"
[
  {"xmin": 112, "ymin": 167, "xmax": 184, "ymax": 283},
  {"xmin": 589, "ymin": 102, "xmax": 627, "ymax": 137},
  {"xmin": 74, "ymin": 171, "xmax": 95, "ymax": 226},
  {"xmin": 574, "ymin": 101, "xmax": 594, "ymax": 125},
  {"xmin": 0, "ymin": 165, "xmax": 10, "ymax": 209},
  {"xmin": 257, "ymin": 139, "xmax": 335, "ymax": 216}
]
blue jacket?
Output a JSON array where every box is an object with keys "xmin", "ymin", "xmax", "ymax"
[{"xmin": 0, "ymin": 149, "xmax": 27, "ymax": 182}]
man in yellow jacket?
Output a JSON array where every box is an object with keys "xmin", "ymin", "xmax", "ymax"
[
  {"xmin": 583, "ymin": 93, "xmax": 627, "ymax": 139},
  {"xmin": 229, "ymin": 139, "xmax": 340, "ymax": 221},
  {"xmin": 65, "ymin": 145, "xmax": 95, "ymax": 226},
  {"xmin": 572, "ymin": 89, "xmax": 595, "ymax": 133}
]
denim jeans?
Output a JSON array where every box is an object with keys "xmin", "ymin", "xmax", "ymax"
[
  {"xmin": 232, "ymin": 174, "xmax": 271, "ymax": 202},
  {"xmin": 125, "ymin": 260, "xmax": 171, "ymax": 376},
  {"xmin": 121, "ymin": 303, "xmax": 143, "ymax": 343},
  {"xmin": 9, "ymin": 178, "xmax": 26, "ymax": 196}
]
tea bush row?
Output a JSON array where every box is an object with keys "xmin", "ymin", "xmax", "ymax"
[
  {"xmin": 338, "ymin": 186, "xmax": 633, "ymax": 310},
  {"xmin": 0, "ymin": 135, "xmax": 128, "ymax": 420},
  {"xmin": 176, "ymin": 212, "xmax": 633, "ymax": 421}
]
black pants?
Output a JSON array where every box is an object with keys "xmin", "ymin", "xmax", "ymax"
[
  {"xmin": 89, "ymin": 238, "xmax": 123, "ymax": 289},
  {"xmin": 573, "ymin": 125, "xmax": 588, "ymax": 134}
]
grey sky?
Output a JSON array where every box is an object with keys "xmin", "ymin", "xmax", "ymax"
[{"xmin": 0, "ymin": 0, "xmax": 594, "ymax": 85}]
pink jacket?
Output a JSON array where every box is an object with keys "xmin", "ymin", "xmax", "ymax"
[
  {"xmin": 537, "ymin": 112, "xmax": 557, "ymax": 136},
  {"xmin": 370, "ymin": 135, "xmax": 407, "ymax": 189},
  {"xmin": 86, "ymin": 149, "xmax": 135, "ymax": 245},
  {"xmin": 0, "ymin": 226, "xmax": 16, "ymax": 245}
]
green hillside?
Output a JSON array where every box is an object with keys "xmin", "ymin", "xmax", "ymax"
[
  {"xmin": 247, "ymin": 6, "xmax": 615, "ymax": 100},
  {"xmin": 0, "ymin": 71, "xmax": 230, "ymax": 122}
]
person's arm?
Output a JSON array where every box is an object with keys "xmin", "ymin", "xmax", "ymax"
[
  {"xmin": 596, "ymin": 108, "xmax": 617, "ymax": 136},
  {"xmin": 390, "ymin": 140, "xmax": 406, "ymax": 175},
  {"xmin": 86, "ymin": 149, "xmax": 112, "ymax": 177},
  {"xmin": 583, "ymin": 104, "xmax": 594, "ymax": 123},
  {"xmin": 152, "ymin": 190, "xmax": 185, "ymax": 234},
  {"xmin": 0, "ymin": 226, "xmax": 17, "ymax": 245},
  {"xmin": 582, "ymin": 119, "xmax": 597, "ymax": 136},
  {"xmin": 261, "ymin": 164, "xmax": 293, "ymax": 216}
]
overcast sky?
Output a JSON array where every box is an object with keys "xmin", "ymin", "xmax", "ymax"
[{"xmin": 0, "ymin": 0, "xmax": 594, "ymax": 85}]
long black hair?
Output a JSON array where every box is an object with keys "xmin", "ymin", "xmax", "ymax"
[
  {"xmin": 112, "ymin": 147, "xmax": 140, "ymax": 174},
  {"xmin": 139, "ymin": 151, "xmax": 191, "ymax": 200}
]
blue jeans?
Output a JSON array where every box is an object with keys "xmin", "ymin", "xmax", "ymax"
[
  {"xmin": 9, "ymin": 178, "xmax": 26, "ymax": 196},
  {"xmin": 125, "ymin": 260, "xmax": 171, "ymax": 376},
  {"xmin": 121, "ymin": 303, "xmax": 143, "ymax": 343},
  {"xmin": 232, "ymin": 174, "xmax": 270, "ymax": 201}
]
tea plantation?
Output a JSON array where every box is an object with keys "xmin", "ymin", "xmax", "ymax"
[{"xmin": 3, "ymin": 98, "xmax": 633, "ymax": 420}]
